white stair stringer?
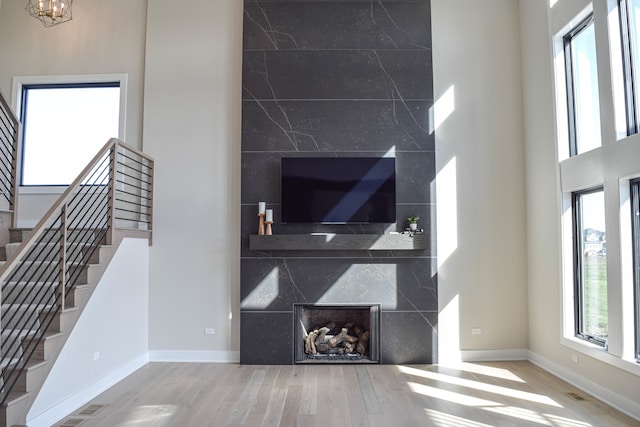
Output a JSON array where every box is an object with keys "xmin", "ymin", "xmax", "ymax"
[{"xmin": 0, "ymin": 229, "xmax": 150, "ymax": 427}]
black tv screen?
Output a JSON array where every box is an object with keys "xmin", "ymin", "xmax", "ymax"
[{"xmin": 281, "ymin": 157, "xmax": 396, "ymax": 223}]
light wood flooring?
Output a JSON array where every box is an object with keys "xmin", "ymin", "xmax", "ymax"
[{"xmin": 53, "ymin": 361, "xmax": 639, "ymax": 427}]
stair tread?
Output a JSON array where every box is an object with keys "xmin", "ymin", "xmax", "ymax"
[
  {"xmin": 19, "ymin": 329, "xmax": 64, "ymax": 341},
  {"xmin": 0, "ymin": 390, "xmax": 30, "ymax": 408},
  {"xmin": 5, "ymin": 358, "xmax": 48, "ymax": 373},
  {"xmin": 1, "ymin": 303, "xmax": 55, "ymax": 309}
]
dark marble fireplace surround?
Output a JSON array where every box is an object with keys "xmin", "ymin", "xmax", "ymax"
[{"xmin": 240, "ymin": 0, "xmax": 436, "ymax": 364}]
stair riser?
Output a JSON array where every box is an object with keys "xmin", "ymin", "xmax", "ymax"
[
  {"xmin": 65, "ymin": 285, "xmax": 92, "ymax": 308},
  {"xmin": 5, "ymin": 243, "xmax": 101, "ymax": 264},
  {"xmin": 1, "ymin": 333, "xmax": 27, "ymax": 359},
  {"xmin": 1, "ymin": 306, "xmax": 48, "ymax": 330},
  {"xmin": 20, "ymin": 333, "xmax": 64, "ymax": 363},
  {"xmin": 10, "ymin": 229, "xmax": 107, "ymax": 245},
  {"xmin": 3, "ymin": 262, "xmax": 90, "ymax": 285},
  {"xmin": 2, "ymin": 284, "xmax": 57, "ymax": 306},
  {"xmin": 2, "ymin": 359, "xmax": 49, "ymax": 394},
  {"xmin": 39, "ymin": 307, "xmax": 79, "ymax": 334}
]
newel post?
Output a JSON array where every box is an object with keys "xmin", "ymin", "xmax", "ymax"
[{"xmin": 106, "ymin": 143, "xmax": 118, "ymax": 246}]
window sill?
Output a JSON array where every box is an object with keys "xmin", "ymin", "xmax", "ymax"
[{"xmin": 561, "ymin": 337, "xmax": 640, "ymax": 376}]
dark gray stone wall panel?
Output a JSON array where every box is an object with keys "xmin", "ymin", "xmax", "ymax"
[
  {"xmin": 242, "ymin": 100, "xmax": 434, "ymax": 153},
  {"xmin": 241, "ymin": 257, "xmax": 437, "ymax": 311},
  {"xmin": 242, "ymin": 50, "xmax": 432, "ymax": 101},
  {"xmin": 380, "ymin": 311, "xmax": 437, "ymax": 364},
  {"xmin": 243, "ymin": 2, "xmax": 431, "ymax": 50},
  {"xmin": 240, "ymin": 258, "xmax": 306, "ymax": 311},
  {"xmin": 241, "ymin": 152, "xmax": 281, "ymax": 205},
  {"xmin": 241, "ymin": 312, "xmax": 294, "ymax": 364},
  {"xmin": 395, "ymin": 151, "xmax": 435, "ymax": 203}
]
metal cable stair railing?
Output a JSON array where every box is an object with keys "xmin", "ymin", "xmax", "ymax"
[
  {"xmin": 0, "ymin": 137, "xmax": 154, "ymax": 409},
  {"xmin": 0, "ymin": 89, "xmax": 19, "ymax": 216}
]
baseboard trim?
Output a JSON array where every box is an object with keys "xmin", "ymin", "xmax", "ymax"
[
  {"xmin": 26, "ymin": 353, "xmax": 149, "ymax": 427},
  {"xmin": 460, "ymin": 348, "xmax": 529, "ymax": 362},
  {"xmin": 149, "ymin": 350, "xmax": 240, "ymax": 363},
  {"xmin": 529, "ymin": 350, "xmax": 640, "ymax": 422}
]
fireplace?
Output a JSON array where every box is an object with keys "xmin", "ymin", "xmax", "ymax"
[{"xmin": 294, "ymin": 304, "xmax": 380, "ymax": 364}]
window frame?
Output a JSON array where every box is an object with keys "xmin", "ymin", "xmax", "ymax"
[
  {"xmin": 563, "ymin": 13, "xmax": 599, "ymax": 157},
  {"xmin": 572, "ymin": 187, "xmax": 608, "ymax": 347},
  {"xmin": 618, "ymin": 0, "xmax": 639, "ymax": 136},
  {"xmin": 12, "ymin": 74, "xmax": 127, "ymax": 191}
]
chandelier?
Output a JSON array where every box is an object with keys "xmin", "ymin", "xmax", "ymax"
[{"xmin": 26, "ymin": 0, "xmax": 73, "ymax": 27}]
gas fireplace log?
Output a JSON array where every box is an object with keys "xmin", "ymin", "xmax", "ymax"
[
  {"xmin": 305, "ymin": 331, "xmax": 318, "ymax": 354},
  {"xmin": 328, "ymin": 328, "xmax": 358, "ymax": 348},
  {"xmin": 341, "ymin": 342, "xmax": 355, "ymax": 353},
  {"xmin": 314, "ymin": 327, "xmax": 330, "ymax": 346},
  {"xmin": 316, "ymin": 343, "xmax": 329, "ymax": 353},
  {"xmin": 327, "ymin": 328, "xmax": 347, "ymax": 347},
  {"xmin": 356, "ymin": 330, "xmax": 370, "ymax": 355}
]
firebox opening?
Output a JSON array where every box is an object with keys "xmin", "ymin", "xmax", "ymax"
[{"xmin": 294, "ymin": 304, "xmax": 380, "ymax": 364}]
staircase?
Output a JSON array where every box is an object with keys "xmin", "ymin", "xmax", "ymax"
[{"xmin": 0, "ymin": 90, "xmax": 154, "ymax": 426}]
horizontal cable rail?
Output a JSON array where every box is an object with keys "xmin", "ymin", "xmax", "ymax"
[
  {"xmin": 0, "ymin": 90, "xmax": 19, "ymax": 214},
  {"xmin": 0, "ymin": 138, "xmax": 153, "ymax": 404}
]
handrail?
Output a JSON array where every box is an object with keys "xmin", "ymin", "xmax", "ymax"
[
  {"xmin": 0, "ymin": 137, "xmax": 153, "ymax": 404},
  {"xmin": 0, "ymin": 89, "xmax": 20, "ymax": 217}
]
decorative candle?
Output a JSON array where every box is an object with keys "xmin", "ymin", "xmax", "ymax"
[
  {"xmin": 258, "ymin": 201, "xmax": 266, "ymax": 214},
  {"xmin": 265, "ymin": 209, "xmax": 273, "ymax": 222}
]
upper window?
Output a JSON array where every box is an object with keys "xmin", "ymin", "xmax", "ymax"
[
  {"xmin": 19, "ymin": 82, "xmax": 120, "ymax": 186},
  {"xmin": 572, "ymin": 188, "xmax": 608, "ymax": 346},
  {"xmin": 616, "ymin": 0, "xmax": 640, "ymax": 136},
  {"xmin": 564, "ymin": 15, "xmax": 602, "ymax": 156}
]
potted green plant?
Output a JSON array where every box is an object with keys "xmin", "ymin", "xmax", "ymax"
[{"xmin": 407, "ymin": 214, "xmax": 420, "ymax": 232}]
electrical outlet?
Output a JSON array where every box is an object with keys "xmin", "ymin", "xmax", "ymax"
[
  {"xmin": 571, "ymin": 353, "xmax": 579, "ymax": 363},
  {"xmin": 471, "ymin": 328, "xmax": 482, "ymax": 335},
  {"xmin": 204, "ymin": 328, "xmax": 215, "ymax": 335},
  {"xmin": 93, "ymin": 351, "xmax": 100, "ymax": 361}
]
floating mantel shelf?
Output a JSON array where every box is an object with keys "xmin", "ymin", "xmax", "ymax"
[{"xmin": 249, "ymin": 233, "xmax": 427, "ymax": 251}]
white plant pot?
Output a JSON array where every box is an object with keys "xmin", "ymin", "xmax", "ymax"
[{"xmin": 409, "ymin": 223, "xmax": 418, "ymax": 232}]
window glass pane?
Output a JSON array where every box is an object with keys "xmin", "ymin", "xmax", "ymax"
[
  {"xmin": 629, "ymin": 0, "xmax": 640, "ymax": 129},
  {"xmin": 570, "ymin": 21, "xmax": 602, "ymax": 155},
  {"xmin": 21, "ymin": 85, "xmax": 120, "ymax": 186},
  {"xmin": 612, "ymin": 1, "xmax": 631, "ymax": 137},
  {"xmin": 576, "ymin": 190, "xmax": 608, "ymax": 342}
]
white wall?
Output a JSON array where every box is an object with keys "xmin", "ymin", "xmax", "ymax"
[
  {"xmin": 142, "ymin": 0, "xmax": 243, "ymax": 359},
  {"xmin": 432, "ymin": 0, "xmax": 529, "ymax": 358},
  {"xmin": 0, "ymin": 0, "xmax": 146, "ymax": 148},
  {"xmin": 27, "ymin": 238, "xmax": 150, "ymax": 427},
  {"xmin": 0, "ymin": 0, "xmax": 148, "ymax": 226},
  {"xmin": 520, "ymin": 0, "xmax": 640, "ymax": 416}
]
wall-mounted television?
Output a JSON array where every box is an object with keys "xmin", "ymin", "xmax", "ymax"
[{"xmin": 281, "ymin": 157, "xmax": 396, "ymax": 224}]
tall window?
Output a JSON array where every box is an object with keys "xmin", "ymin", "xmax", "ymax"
[
  {"xmin": 564, "ymin": 15, "xmax": 602, "ymax": 156},
  {"xmin": 617, "ymin": 0, "xmax": 640, "ymax": 135},
  {"xmin": 573, "ymin": 189, "xmax": 608, "ymax": 346},
  {"xmin": 20, "ymin": 82, "xmax": 120, "ymax": 186},
  {"xmin": 632, "ymin": 179, "xmax": 640, "ymax": 360}
]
